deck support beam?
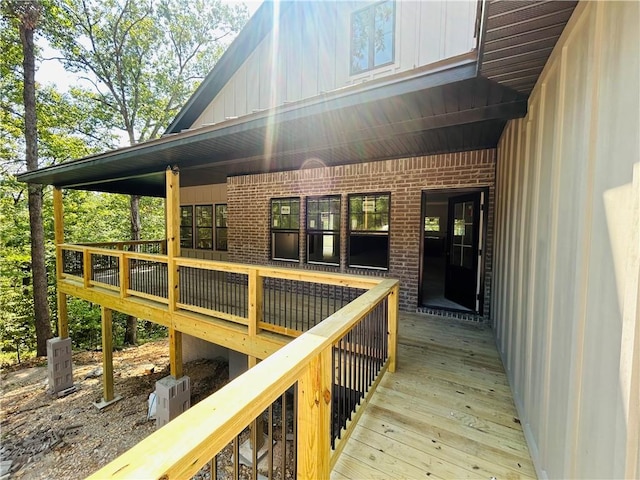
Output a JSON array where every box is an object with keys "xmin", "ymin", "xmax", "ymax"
[
  {"xmin": 297, "ymin": 348, "xmax": 331, "ymax": 479},
  {"xmin": 53, "ymin": 187, "xmax": 69, "ymax": 338},
  {"xmin": 94, "ymin": 306, "xmax": 121, "ymax": 409}
]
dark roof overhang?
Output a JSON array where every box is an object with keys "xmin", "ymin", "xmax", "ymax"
[
  {"xmin": 478, "ymin": 0, "xmax": 578, "ymax": 94},
  {"xmin": 17, "ymin": 56, "xmax": 528, "ymax": 197}
]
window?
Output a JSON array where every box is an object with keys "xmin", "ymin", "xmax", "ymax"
[
  {"xmin": 348, "ymin": 193, "xmax": 390, "ymax": 269},
  {"xmin": 215, "ymin": 204, "xmax": 228, "ymax": 251},
  {"xmin": 271, "ymin": 198, "xmax": 300, "ymax": 261},
  {"xmin": 307, "ymin": 196, "xmax": 340, "ymax": 265},
  {"xmin": 180, "ymin": 206, "xmax": 193, "ymax": 249},
  {"xmin": 350, "ymin": 0, "xmax": 395, "ymax": 74},
  {"xmin": 195, "ymin": 205, "xmax": 213, "ymax": 249}
]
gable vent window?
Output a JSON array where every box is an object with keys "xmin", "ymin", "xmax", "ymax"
[
  {"xmin": 271, "ymin": 198, "xmax": 300, "ymax": 261},
  {"xmin": 348, "ymin": 193, "xmax": 390, "ymax": 270},
  {"xmin": 307, "ymin": 196, "xmax": 341, "ymax": 266},
  {"xmin": 350, "ymin": 0, "xmax": 395, "ymax": 75}
]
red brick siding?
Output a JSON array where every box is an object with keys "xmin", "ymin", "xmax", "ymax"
[{"xmin": 227, "ymin": 150, "xmax": 496, "ymax": 317}]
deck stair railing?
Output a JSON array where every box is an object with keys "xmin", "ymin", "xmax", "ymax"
[{"xmin": 87, "ymin": 278, "xmax": 399, "ymax": 479}]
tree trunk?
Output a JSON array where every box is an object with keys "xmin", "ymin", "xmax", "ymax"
[
  {"xmin": 123, "ymin": 194, "xmax": 141, "ymax": 345},
  {"xmin": 19, "ymin": 4, "xmax": 53, "ymax": 356}
]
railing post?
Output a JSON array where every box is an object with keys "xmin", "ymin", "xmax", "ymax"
[
  {"xmin": 387, "ymin": 283, "xmax": 399, "ymax": 373},
  {"xmin": 83, "ymin": 247, "xmax": 91, "ymax": 289},
  {"xmin": 53, "ymin": 187, "xmax": 69, "ymax": 339},
  {"xmin": 119, "ymin": 253, "xmax": 129, "ymax": 298},
  {"xmin": 248, "ymin": 268, "xmax": 263, "ymax": 338},
  {"xmin": 297, "ymin": 347, "xmax": 332, "ymax": 479}
]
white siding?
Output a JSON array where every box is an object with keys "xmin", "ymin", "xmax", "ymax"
[
  {"xmin": 191, "ymin": 0, "xmax": 477, "ymax": 129},
  {"xmin": 493, "ymin": 2, "xmax": 640, "ymax": 478}
]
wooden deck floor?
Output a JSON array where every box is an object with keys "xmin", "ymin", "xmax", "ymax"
[{"xmin": 332, "ymin": 313, "xmax": 536, "ymax": 480}]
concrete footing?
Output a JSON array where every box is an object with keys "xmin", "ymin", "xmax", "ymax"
[
  {"xmin": 46, "ymin": 337, "xmax": 74, "ymax": 394},
  {"xmin": 93, "ymin": 394, "xmax": 123, "ymax": 410},
  {"xmin": 155, "ymin": 375, "xmax": 191, "ymax": 428}
]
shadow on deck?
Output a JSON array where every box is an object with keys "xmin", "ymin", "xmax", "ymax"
[{"xmin": 332, "ymin": 313, "xmax": 536, "ymax": 480}]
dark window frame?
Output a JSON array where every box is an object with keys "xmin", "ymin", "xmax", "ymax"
[
  {"xmin": 350, "ymin": 0, "xmax": 396, "ymax": 75},
  {"xmin": 306, "ymin": 195, "xmax": 341, "ymax": 266},
  {"xmin": 195, "ymin": 204, "xmax": 214, "ymax": 250},
  {"xmin": 271, "ymin": 197, "xmax": 300, "ymax": 262},
  {"xmin": 180, "ymin": 205, "xmax": 194, "ymax": 249},
  {"xmin": 215, "ymin": 204, "xmax": 228, "ymax": 251},
  {"xmin": 347, "ymin": 192, "xmax": 391, "ymax": 270}
]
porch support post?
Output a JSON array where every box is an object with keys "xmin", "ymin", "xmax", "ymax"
[
  {"xmin": 53, "ymin": 187, "xmax": 69, "ymax": 338},
  {"xmin": 297, "ymin": 347, "xmax": 332, "ymax": 479},
  {"xmin": 88, "ymin": 305, "xmax": 124, "ymax": 411},
  {"xmin": 387, "ymin": 283, "xmax": 399, "ymax": 373},
  {"xmin": 166, "ymin": 166, "xmax": 182, "ymax": 378},
  {"xmin": 170, "ymin": 328, "xmax": 183, "ymax": 379},
  {"xmin": 102, "ymin": 307, "xmax": 114, "ymax": 401}
]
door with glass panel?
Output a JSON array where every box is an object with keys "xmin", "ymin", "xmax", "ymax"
[{"xmin": 444, "ymin": 193, "xmax": 481, "ymax": 310}]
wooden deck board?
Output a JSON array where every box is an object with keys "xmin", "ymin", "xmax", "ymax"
[{"xmin": 332, "ymin": 313, "xmax": 536, "ymax": 480}]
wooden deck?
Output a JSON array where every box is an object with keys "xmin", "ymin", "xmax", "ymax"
[{"xmin": 332, "ymin": 313, "xmax": 536, "ymax": 479}]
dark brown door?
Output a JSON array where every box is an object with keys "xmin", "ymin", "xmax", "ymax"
[{"xmin": 444, "ymin": 193, "xmax": 480, "ymax": 310}]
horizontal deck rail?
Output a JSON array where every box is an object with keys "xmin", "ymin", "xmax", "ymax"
[
  {"xmin": 87, "ymin": 278, "xmax": 399, "ymax": 479},
  {"xmin": 58, "ymin": 243, "xmax": 382, "ymax": 340}
]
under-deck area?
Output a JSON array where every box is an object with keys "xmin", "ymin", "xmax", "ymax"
[{"xmin": 333, "ymin": 313, "xmax": 535, "ymax": 480}]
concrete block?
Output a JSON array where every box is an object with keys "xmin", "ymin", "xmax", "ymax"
[
  {"xmin": 46, "ymin": 337, "xmax": 73, "ymax": 394},
  {"xmin": 155, "ymin": 375, "xmax": 190, "ymax": 428}
]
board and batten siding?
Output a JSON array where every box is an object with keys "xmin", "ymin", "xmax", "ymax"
[
  {"xmin": 191, "ymin": 0, "xmax": 477, "ymax": 129},
  {"xmin": 492, "ymin": 1, "xmax": 639, "ymax": 479}
]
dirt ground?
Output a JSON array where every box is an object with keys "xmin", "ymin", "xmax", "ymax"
[{"xmin": 0, "ymin": 340, "xmax": 229, "ymax": 479}]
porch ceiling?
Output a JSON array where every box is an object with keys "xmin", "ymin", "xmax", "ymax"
[{"xmin": 18, "ymin": 61, "xmax": 527, "ymax": 197}]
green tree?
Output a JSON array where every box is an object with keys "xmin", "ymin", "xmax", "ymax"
[
  {"xmin": 51, "ymin": 0, "xmax": 248, "ymax": 344},
  {"xmin": 1, "ymin": 0, "xmax": 119, "ymax": 359},
  {"xmin": 2, "ymin": 0, "xmax": 53, "ymax": 356}
]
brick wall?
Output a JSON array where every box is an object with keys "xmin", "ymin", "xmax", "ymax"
[{"xmin": 227, "ymin": 149, "xmax": 496, "ymax": 318}]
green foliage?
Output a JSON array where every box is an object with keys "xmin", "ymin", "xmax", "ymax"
[
  {"xmin": 51, "ymin": 0, "xmax": 249, "ymax": 143},
  {"xmin": 1, "ymin": 0, "xmax": 248, "ymax": 363}
]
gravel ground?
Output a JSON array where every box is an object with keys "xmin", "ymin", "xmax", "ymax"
[{"xmin": 0, "ymin": 340, "xmax": 228, "ymax": 479}]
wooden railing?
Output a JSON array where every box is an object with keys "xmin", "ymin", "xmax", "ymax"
[
  {"xmin": 59, "ymin": 243, "xmax": 380, "ymax": 339},
  {"xmin": 57, "ymin": 240, "xmax": 398, "ymax": 478},
  {"xmin": 87, "ymin": 278, "xmax": 399, "ymax": 479}
]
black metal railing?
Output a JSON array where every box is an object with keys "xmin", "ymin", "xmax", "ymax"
[
  {"xmin": 91, "ymin": 253, "xmax": 120, "ymax": 287},
  {"xmin": 62, "ymin": 249, "xmax": 83, "ymax": 277},
  {"xmin": 262, "ymin": 279, "xmax": 365, "ymax": 333},
  {"xmin": 331, "ymin": 297, "xmax": 388, "ymax": 448},
  {"xmin": 129, "ymin": 259, "xmax": 168, "ymax": 299},
  {"xmin": 203, "ymin": 387, "xmax": 298, "ymax": 480},
  {"xmin": 179, "ymin": 267, "xmax": 248, "ymax": 318}
]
